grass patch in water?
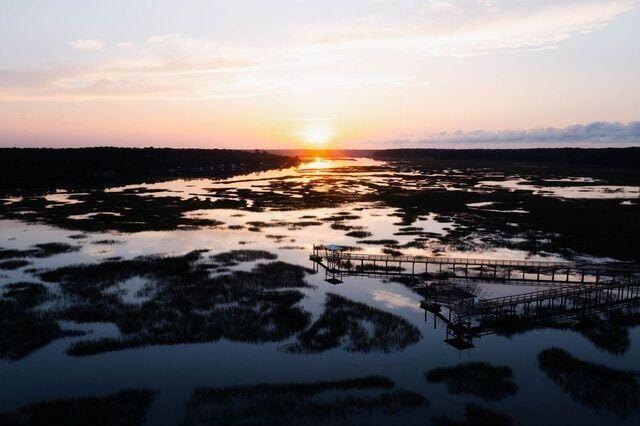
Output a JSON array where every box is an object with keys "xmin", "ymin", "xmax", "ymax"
[
  {"xmin": 495, "ymin": 308, "xmax": 640, "ymax": 355},
  {"xmin": 34, "ymin": 242, "xmax": 80, "ymax": 257},
  {"xmin": 321, "ymin": 213, "xmax": 361, "ymax": 222},
  {"xmin": 1, "ymin": 283, "xmax": 82, "ymax": 361},
  {"xmin": 265, "ymin": 234, "xmax": 289, "ymax": 242},
  {"xmin": 183, "ymin": 376, "xmax": 426, "ymax": 426},
  {"xmin": 425, "ymin": 362, "xmax": 517, "ymax": 401},
  {"xmin": 210, "ymin": 249, "xmax": 277, "ymax": 264},
  {"xmin": 538, "ymin": 347, "xmax": 640, "ymax": 417},
  {"xmin": 2, "ymin": 282, "xmax": 49, "ymax": 307},
  {"xmin": 38, "ymin": 250, "xmax": 315, "ymax": 356},
  {"xmin": 382, "ymin": 248, "xmax": 403, "ymax": 257},
  {"xmin": 286, "ymin": 293, "xmax": 421, "ymax": 354},
  {"xmin": 345, "ymin": 230, "xmax": 372, "ymax": 238},
  {"xmin": 0, "ymin": 260, "xmax": 31, "ymax": 270},
  {"xmin": 68, "ymin": 233, "xmax": 88, "ymax": 240},
  {"xmin": 0, "ymin": 192, "xmax": 225, "ymax": 233},
  {"xmin": 92, "ymin": 239, "xmax": 123, "ymax": 245},
  {"xmin": 357, "ymin": 239, "xmax": 400, "ymax": 245},
  {"xmin": 0, "ymin": 242, "xmax": 80, "ymax": 260},
  {"xmin": 0, "ymin": 389, "xmax": 156, "ymax": 426},
  {"xmin": 330, "ymin": 222, "xmax": 360, "ymax": 231},
  {"xmin": 431, "ymin": 403, "xmax": 513, "ymax": 426}
]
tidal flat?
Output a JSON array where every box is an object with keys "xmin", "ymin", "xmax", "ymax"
[{"xmin": 1, "ymin": 156, "xmax": 639, "ymax": 425}]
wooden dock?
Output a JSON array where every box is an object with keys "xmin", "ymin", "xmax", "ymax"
[
  {"xmin": 310, "ymin": 244, "xmax": 638, "ymax": 284},
  {"xmin": 310, "ymin": 245, "xmax": 640, "ymax": 350},
  {"xmin": 421, "ymin": 280, "xmax": 640, "ymax": 349},
  {"xmin": 459, "ymin": 281, "xmax": 640, "ymax": 315}
]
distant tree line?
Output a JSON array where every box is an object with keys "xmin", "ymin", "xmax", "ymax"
[
  {"xmin": 372, "ymin": 147, "xmax": 640, "ymax": 168},
  {"xmin": 0, "ymin": 147, "xmax": 298, "ymax": 179}
]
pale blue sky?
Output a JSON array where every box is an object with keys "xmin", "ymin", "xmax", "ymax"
[{"xmin": 1, "ymin": 0, "xmax": 639, "ymax": 148}]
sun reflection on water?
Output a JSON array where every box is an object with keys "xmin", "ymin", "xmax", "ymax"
[{"xmin": 299, "ymin": 157, "xmax": 335, "ymax": 171}]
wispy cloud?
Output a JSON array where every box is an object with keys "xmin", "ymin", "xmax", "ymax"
[
  {"xmin": 307, "ymin": 1, "xmax": 635, "ymax": 57},
  {"xmin": 1, "ymin": 33, "xmax": 409, "ymax": 101},
  {"xmin": 0, "ymin": 1, "xmax": 635, "ymax": 102},
  {"xmin": 69, "ymin": 39, "xmax": 106, "ymax": 51},
  {"xmin": 402, "ymin": 121, "xmax": 640, "ymax": 146}
]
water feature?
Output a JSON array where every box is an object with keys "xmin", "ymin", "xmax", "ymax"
[{"xmin": 1, "ymin": 157, "xmax": 639, "ymax": 425}]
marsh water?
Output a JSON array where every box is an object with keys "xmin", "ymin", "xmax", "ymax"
[{"xmin": 1, "ymin": 157, "xmax": 639, "ymax": 425}]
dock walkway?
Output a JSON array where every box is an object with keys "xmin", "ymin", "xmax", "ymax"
[{"xmin": 310, "ymin": 244, "xmax": 638, "ymax": 284}]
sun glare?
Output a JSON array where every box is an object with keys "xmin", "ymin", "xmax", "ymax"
[
  {"xmin": 299, "ymin": 157, "xmax": 333, "ymax": 170},
  {"xmin": 294, "ymin": 123, "xmax": 335, "ymax": 147}
]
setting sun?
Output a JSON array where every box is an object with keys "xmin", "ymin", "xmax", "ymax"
[{"xmin": 294, "ymin": 122, "xmax": 335, "ymax": 147}]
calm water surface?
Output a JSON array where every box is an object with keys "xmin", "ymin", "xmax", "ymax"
[{"xmin": 1, "ymin": 158, "xmax": 639, "ymax": 425}]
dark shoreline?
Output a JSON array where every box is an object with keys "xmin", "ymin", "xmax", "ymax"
[
  {"xmin": 270, "ymin": 147, "xmax": 640, "ymax": 168},
  {"xmin": 0, "ymin": 147, "xmax": 299, "ymax": 193},
  {"xmin": 2, "ymin": 146, "xmax": 637, "ymax": 195}
]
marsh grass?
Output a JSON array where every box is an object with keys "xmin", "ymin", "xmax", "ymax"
[
  {"xmin": 345, "ymin": 230, "xmax": 372, "ymax": 238},
  {"xmin": 209, "ymin": 249, "xmax": 277, "ymax": 264},
  {"xmin": 425, "ymin": 362, "xmax": 518, "ymax": 401},
  {"xmin": 563, "ymin": 315, "xmax": 634, "ymax": 355},
  {"xmin": 357, "ymin": 239, "xmax": 400, "ymax": 245},
  {"xmin": 2, "ymin": 160, "xmax": 639, "ymax": 261},
  {"xmin": 538, "ymin": 347, "xmax": 640, "ymax": 417},
  {"xmin": 68, "ymin": 233, "xmax": 88, "ymax": 240},
  {"xmin": 431, "ymin": 403, "xmax": 513, "ymax": 426},
  {"xmin": 0, "ymin": 260, "xmax": 31, "ymax": 270},
  {"xmin": 495, "ymin": 308, "xmax": 640, "ymax": 355},
  {"xmin": 286, "ymin": 293, "xmax": 421, "ymax": 354},
  {"xmin": 0, "ymin": 298, "xmax": 80, "ymax": 361},
  {"xmin": 36, "ymin": 250, "xmax": 316, "ymax": 356},
  {"xmin": 0, "ymin": 389, "xmax": 156, "ymax": 426},
  {"xmin": 265, "ymin": 234, "xmax": 289, "ymax": 242},
  {"xmin": 2, "ymin": 282, "xmax": 49, "ymax": 307},
  {"xmin": 35, "ymin": 242, "xmax": 81, "ymax": 257},
  {"xmin": 382, "ymin": 248, "xmax": 404, "ymax": 257},
  {"xmin": 330, "ymin": 223, "xmax": 360, "ymax": 231},
  {"xmin": 0, "ymin": 192, "xmax": 225, "ymax": 233},
  {"xmin": 183, "ymin": 376, "xmax": 426, "ymax": 426},
  {"xmin": 0, "ymin": 242, "xmax": 80, "ymax": 261},
  {"xmin": 92, "ymin": 240, "xmax": 123, "ymax": 245}
]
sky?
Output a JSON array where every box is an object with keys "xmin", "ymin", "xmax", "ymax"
[{"xmin": 1, "ymin": 0, "xmax": 639, "ymax": 149}]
